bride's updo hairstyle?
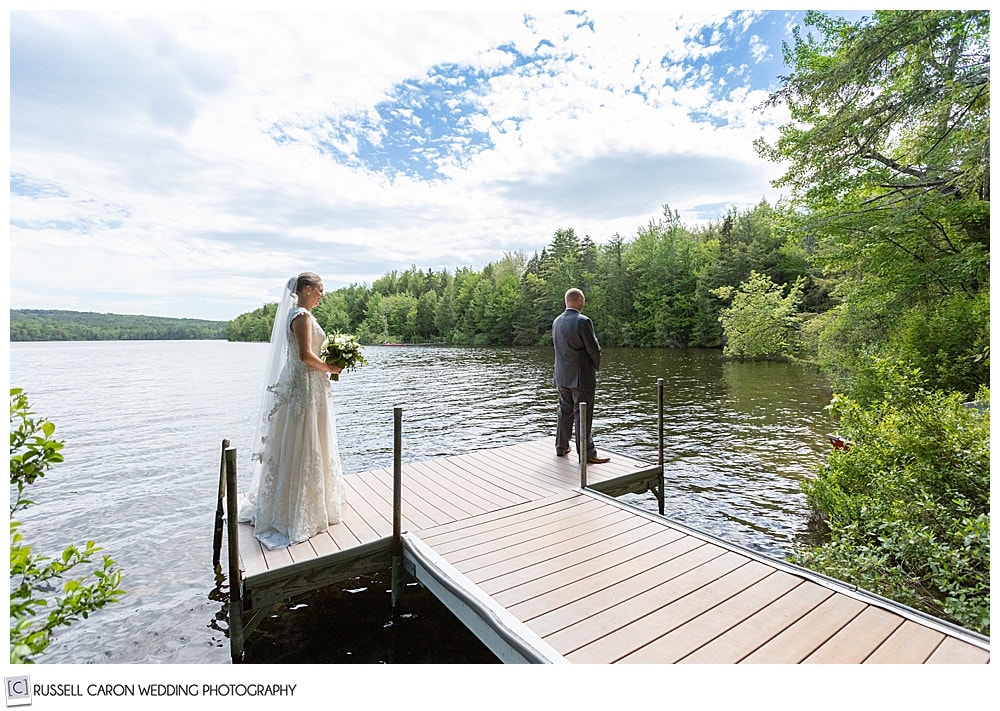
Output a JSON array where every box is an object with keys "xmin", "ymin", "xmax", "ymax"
[{"xmin": 295, "ymin": 272, "xmax": 322, "ymax": 295}]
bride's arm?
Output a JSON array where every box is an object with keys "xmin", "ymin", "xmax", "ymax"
[{"xmin": 291, "ymin": 313, "xmax": 342, "ymax": 375}]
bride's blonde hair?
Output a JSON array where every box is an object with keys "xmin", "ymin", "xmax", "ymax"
[{"xmin": 295, "ymin": 272, "xmax": 322, "ymax": 295}]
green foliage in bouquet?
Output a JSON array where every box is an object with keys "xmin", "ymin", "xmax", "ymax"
[{"xmin": 320, "ymin": 332, "xmax": 369, "ymax": 381}]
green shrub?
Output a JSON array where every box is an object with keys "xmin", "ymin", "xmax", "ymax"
[
  {"xmin": 713, "ymin": 270, "xmax": 806, "ymax": 360},
  {"xmin": 795, "ymin": 361, "xmax": 990, "ymax": 635}
]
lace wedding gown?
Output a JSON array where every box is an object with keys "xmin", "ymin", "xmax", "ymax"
[{"xmin": 240, "ymin": 307, "xmax": 345, "ymax": 549}]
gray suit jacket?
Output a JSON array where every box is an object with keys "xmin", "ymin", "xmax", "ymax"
[{"xmin": 552, "ymin": 308, "xmax": 601, "ymax": 390}]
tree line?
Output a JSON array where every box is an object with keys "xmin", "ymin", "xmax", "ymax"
[
  {"xmin": 228, "ymin": 201, "xmax": 834, "ymax": 355},
  {"xmin": 10, "ymin": 310, "xmax": 228, "ymax": 341}
]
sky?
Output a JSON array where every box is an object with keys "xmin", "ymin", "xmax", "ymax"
[{"xmin": 7, "ymin": 5, "xmax": 874, "ymax": 322}]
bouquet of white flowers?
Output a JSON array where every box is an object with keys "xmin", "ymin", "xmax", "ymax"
[{"xmin": 319, "ymin": 332, "xmax": 368, "ymax": 381}]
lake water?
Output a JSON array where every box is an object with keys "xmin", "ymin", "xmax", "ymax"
[{"xmin": 8, "ymin": 340, "xmax": 833, "ymax": 665}]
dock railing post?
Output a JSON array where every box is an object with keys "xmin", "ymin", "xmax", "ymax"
[
  {"xmin": 224, "ymin": 446, "xmax": 244, "ymax": 662},
  {"xmin": 657, "ymin": 378, "xmax": 665, "ymax": 515},
  {"xmin": 391, "ymin": 406, "xmax": 403, "ymax": 621},
  {"xmin": 579, "ymin": 401, "xmax": 588, "ymax": 489},
  {"xmin": 213, "ymin": 438, "xmax": 229, "ymax": 569}
]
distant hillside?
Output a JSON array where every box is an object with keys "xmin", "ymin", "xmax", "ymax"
[{"xmin": 9, "ymin": 309, "xmax": 228, "ymax": 342}]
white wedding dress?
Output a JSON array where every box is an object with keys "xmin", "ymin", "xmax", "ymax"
[{"xmin": 240, "ymin": 307, "xmax": 345, "ymax": 549}]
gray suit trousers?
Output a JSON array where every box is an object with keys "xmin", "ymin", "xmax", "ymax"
[{"xmin": 556, "ymin": 385, "xmax": 596, "ymax": 459}]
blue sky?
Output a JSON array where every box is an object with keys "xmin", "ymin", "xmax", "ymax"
[{"xmin": 7, "ymin": 6, "xmax": 873, "ymax": 321}]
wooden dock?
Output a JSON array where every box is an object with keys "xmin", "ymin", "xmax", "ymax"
[{"xmin": 222, "ymin": 438, "xmax": 990, "ymax": 664}]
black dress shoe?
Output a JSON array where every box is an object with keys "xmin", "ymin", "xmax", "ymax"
[
  {"xmin": 556, "ymin": 450, "xmax": 569, "ymax": 457},
  {"xmin": 587, "ymin": 456, "xmax": 610, "ymax": 464}
]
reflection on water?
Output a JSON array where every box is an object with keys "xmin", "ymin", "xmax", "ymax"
[
  {"xmin": 241, "ymin": 570, "xmax": 501, "ymax": 664},
  {"xmin": 9, "ymin": 341, "xmax": 832, "ymax": 663}
]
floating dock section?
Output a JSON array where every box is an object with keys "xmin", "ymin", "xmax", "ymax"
[{"xmin": 218, "ymin": 419, "xmax": 989, "ymax": 664}]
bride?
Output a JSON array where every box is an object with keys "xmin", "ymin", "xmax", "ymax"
[{"xmin": 239, "ymin": 272, "xmax": 346, "ymax": 549}]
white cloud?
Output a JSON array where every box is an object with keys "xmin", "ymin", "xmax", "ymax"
[{"xmin": 8, "ymin": 8, "xmax": 831, "ymax": 320}]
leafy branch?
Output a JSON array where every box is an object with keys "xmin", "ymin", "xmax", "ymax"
[{"xmin": 9, "ymin": 388, "xmax": 125, "ymax": 664}]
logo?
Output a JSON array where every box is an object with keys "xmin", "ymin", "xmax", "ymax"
[{"xmin": 5, "ymin": 677, "xmax": 31, "ymax": 707}]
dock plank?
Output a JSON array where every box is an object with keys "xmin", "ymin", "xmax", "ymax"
[
  {"xmin": 509, "ymin": 437, "xmax": 654, "ymax": 487},
  {"xmin": 408, "ymin": 458, "xmax": 526, "ymax": 510},
  {"xmin": 344, "ymin": 473, "xmax": 400, "ymax": 531},
  {"xmin": 307, "ymin": 529, "xmax": 343, "ymax": 558},
  {"xmin": 434, "ymin": 500, "xmax": 623, "ymax": 563},
  {"xmin": 499, "ymin": 529, "xmax": 698, "ymax": 614},
  {"xmin": 407, "ymin": 458, "xmax": 510, "ymax": 512},
  {"xmin": 351, "ymin": 470, "xmax": 441, "ymax": 531},
  {"xmin": 323, "ymin": 501, "xmax": 366, "ymax": 551},
  {"xmin": 617, "ymin": 570, "xmax": 802, "ymax": 663},
  {"xmin": 236, "ymin": 522, "xmax": 268, "ymax": 577},
  {"xmin": 564, "ymin": 558, "xmax": 773, "ymax": 663},
  {"xmin": 740, "ymin": 593, "xmax": 867, "ymax": 663},
  {"xmin": 337, "ymin": 492, "xmax": 384, "ymax": 545},
  {"xmin": 536, "ymin": 547, "xmax": 740, "ymax": 644},
  {"xmin": 362, "ymin": 466, "xmax": 460, "ymax": 528},
  {"xmin": 287, "ymin": 538, "xmax": 319, "ymax": 564},
  {"xmin": 458, "ymin": 511, "xmax": 647, "ymax": 581},
  {"xmin": 418, "ymin": 493, "xmax": 595, "ymax": 549},
  {"xmin": 864, "ymin": 620, "xmax": 948, "ymax": 664},
  {"xmin": 342, "ymin": 477, "xmax": 394, "ymax": 539},
  {"xmin": 677, "ymin": 579, "xmax": 834, "ymax": 663},
  {"xmin": 926, "ymin": 637, "xmax": 991, "ymax": 664},
  {"xmin": 451, "ymin": 449, "xmax": 565, "ymax": 499},
  {"xmin": 260, "ymin": 544, "xmax": 293, "ymax": 570},
  {"xmin": 484, "ymin": 523, "xmax": 681, "ymax": 601},
  {"xmin": 802, "ymin": 606, "xmax": 904, "ymax": 663},
  {"xmin": 393, "ymin": 462, "xmax": 489, "ymax": 519},
  {"xmin": 428, "ymin": 454, "xmax": 543, "ymax": 503}
]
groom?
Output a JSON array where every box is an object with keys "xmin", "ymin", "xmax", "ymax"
[{"xmin": 552, "ymin": 288, "xmax": 610, "ymax": 464}]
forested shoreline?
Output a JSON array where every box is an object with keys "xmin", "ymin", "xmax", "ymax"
[
  {"xmin": 9, "ymin": 309, "xmax": 227, "ymax": 341},
  {"xmin": 226, "ymin": 202, "xmax": 832, "ymax": 357}
]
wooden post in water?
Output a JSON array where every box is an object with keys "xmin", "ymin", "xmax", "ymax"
[
  {"xmin": 657, "ymin": 378, "xmax": 665, "ymax": 515},
  {"xmin": 213, "ymin": 438, "xmax": 229, "ymax": 569},
  {"xmin": 391, "ymin": 407, "xmax": 403, "ymax": 621},
  {"xmin": 579, "ymin": 401, "xmax": 588, "ymax": 489},
  {"xmin": 224, "ymin": 446, "xmax": 244, "ymax": 662}
]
